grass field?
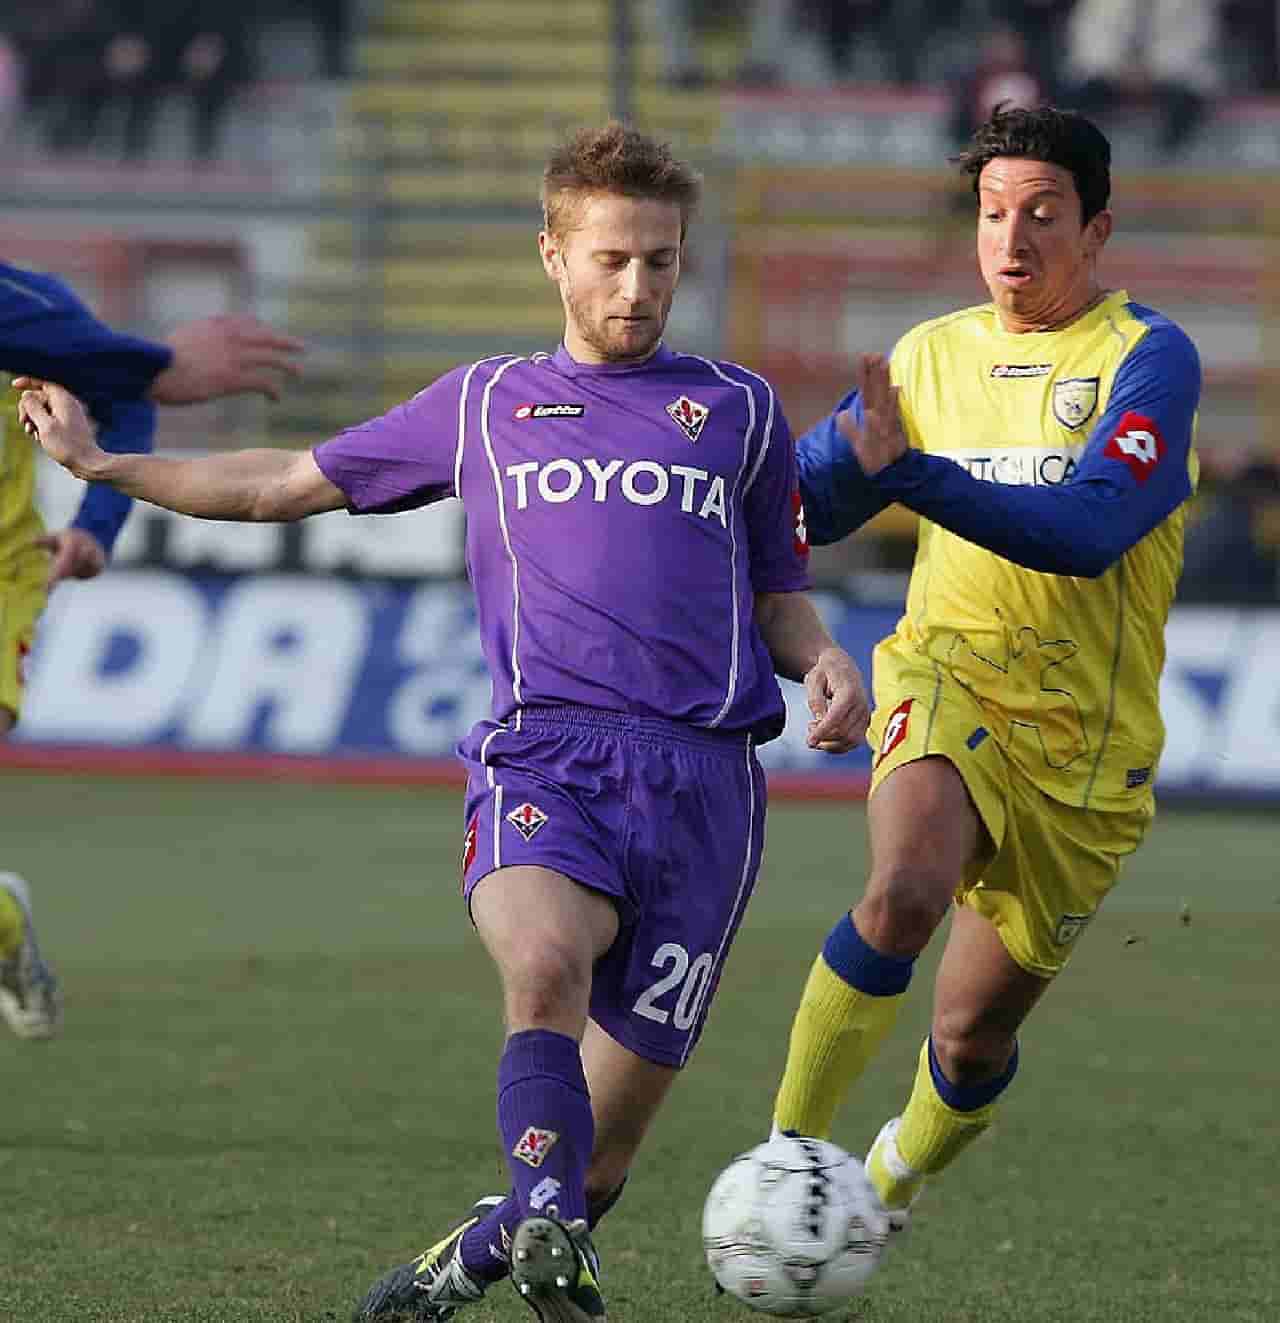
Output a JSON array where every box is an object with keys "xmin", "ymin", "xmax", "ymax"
[{"xmin": 1, "ymin": 771, "xmax": 1276, "ymax": 1323}]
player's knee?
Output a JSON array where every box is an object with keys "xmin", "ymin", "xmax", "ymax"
[
  {"xmin": 856, "ymin": 873, "xmax": 952, "ymax": 956},
  {"xmin": 499, "ymin": 937, "xmax": 593, "ymax": 1026},
  {"xmin": 931, "ymin": 1010, "xmax": 1016, "ymax": 1085}
]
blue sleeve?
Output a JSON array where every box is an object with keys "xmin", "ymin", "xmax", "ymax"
[
  {"xmin": 0, "ymin": 265, "xmax": 171, "ymax": 399},
  {"xmin": 870, "ymin": 318, "xmax": 1200, "ymax": 577},
  {"xmin": 69, "ymin": 398, "xmax": 157, "ymax": 555},
  {"xmin": 794, "ymin": 389, "xmax": 891, "ymax": 545}
]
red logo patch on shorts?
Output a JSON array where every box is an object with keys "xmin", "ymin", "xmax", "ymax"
[
  {"xmin": 461, "ymin": 813, "xmax": 478, "ymax": 880},
  {"xmin": 512, "ymin": 1126, "xmax": 559, "ymax": 1168},
  {"xmin": 15, "ymin": 640, "xmax": 30, "ymax": 689},
  {"xmin": 876, "ymin": 698, "xmax": 914, "ymax": 766},
  {"xmin": 505, "ymin": 801, "xmax": 548, "ymax": 841},
  {"xmin": 1103, "ymin": 411, "xmax": 1166, "ymax": 483}
]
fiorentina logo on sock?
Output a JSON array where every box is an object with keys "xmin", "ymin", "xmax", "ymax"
[{"xmin": 512, "ymin": 1126, "xmax": 560, "ymax": 1168}]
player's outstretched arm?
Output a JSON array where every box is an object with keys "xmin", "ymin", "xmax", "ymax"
[
  {"xmin": 17, "ymin": 379, "xmax": 345, "ymax": 523},
  {"xmin": 755, "ymin": 591, "xmax": 870, "ymax": 754},
  {"xmin": 148, "ymin": 314, "xmax": 304, "ymax": 404}
]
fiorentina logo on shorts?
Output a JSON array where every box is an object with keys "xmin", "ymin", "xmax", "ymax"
[
  {"xmin": 512, "ymin": 1126, "xmax": 559, "ymax": 1168},
  {"xmin": 505, "ymin": 801, "xmax": 548, "ymax": 841},
  {"xmin": 666, "ymin": 394, "xmax": 709, "ymax": 442}
]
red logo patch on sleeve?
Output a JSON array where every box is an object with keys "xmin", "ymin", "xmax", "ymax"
[
  {"xmin": 1103, "ymin": 411, "xmax": 1166, "ymax": 483},
  {"xmin": 791, "ymin": 487, "xmax": 810, "ymax": 561}
]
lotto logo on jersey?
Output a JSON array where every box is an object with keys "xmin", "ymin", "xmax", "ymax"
[
  {"xmin": 666, "ymin": 394, "xmax": 710, "ymax": 441},
  {"xmin": 791, "ymin": 487, "xmax": 809, "ymax": 560},
  {"xmin": 506, "ymin": 801, "xmax": 548, "ymax": 841},
  {"xmin": 1104, "ymin": 411, "xmax": 1166, "ymax": 483},
  {"xmin": 513, "ymin": 402, "xmax": 585, "ymax": 420},
  {"xmin": 512, "ymin": 1126, "xmax": 559, "ymax": 1168},
  {"xmin": 877, "ymin": 698, "xmax": 914, "ymax": 765}
]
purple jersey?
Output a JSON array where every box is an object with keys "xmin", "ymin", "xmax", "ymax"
[{"xmin": 314, "ymin": 344, "xmax": 809, "ymax": 740}]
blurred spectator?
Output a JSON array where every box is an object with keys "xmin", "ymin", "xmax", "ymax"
[
  {"xmin": 986, "ymin": 0, "xmax": 1077, "ymax": 100},
  {"xmin": 1221, "ymin": 0, "xmax": 1279, "ymax": 91},
  {"xmin": 946, "ymin": 22, "xmax": 1046, "ymax": 147},
  {"xmin": 35, "ymin": 0, "xmax": 251, "ymax": 163},
  {"xmin": 1180, "ymin": 451, "xmax": 1280, "ymax": 604},
  {"xmin": 802, "ymin": 0, "xmax": 942, "ymax": 87},
  {"xmin": 1063, "ymin": 0, "xmax": 1223, "ymax": 158}
]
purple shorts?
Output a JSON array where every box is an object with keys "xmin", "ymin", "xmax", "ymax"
[{"xmin": 458, "ymin": 706, "xmax": 767, "ymax": 1069}]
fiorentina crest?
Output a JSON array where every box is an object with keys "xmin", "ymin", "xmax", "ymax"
[
  {"xmin": 505, "ymin": 801, "xmax": 548, "ymax": 841},
  {"xmin": 666, "ymin": 394, "xmax": 709, "ymax": 441}
]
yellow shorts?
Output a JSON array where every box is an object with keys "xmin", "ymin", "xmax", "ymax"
[
  {"xmin": 868, "ymin": 657, "xmax": 1152, "ymax": 978},
  {"xmin": 0, "ymin": 555, "xmax": 48, "ymax": 725}
]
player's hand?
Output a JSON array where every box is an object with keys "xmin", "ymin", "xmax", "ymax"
[
  {"xmin": 835, "ymin": 353, "xmax": 908, "ymax": 477},
  {"xmin": 14, "ymin": 378, "xmax": 109, "ymax": 480},
  {"xmin": 804, "ymin": 646, "xmax": 871, "ymax": 754},
  {"xmin": 33, "ymin": 528, "xmax": 107, "ymax": 588},
  {"xmin": 150, "ymin": 314, "xmax": 304, "ymax": 405}
]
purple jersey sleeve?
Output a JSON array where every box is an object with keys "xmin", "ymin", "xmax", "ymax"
[
  {"xmin": 313, "ymin": 365, "xmax": 470, "ymax": 513},
  {"xmin": 743, "ymin": 391, "xmax": 811, "ymax": 594}
]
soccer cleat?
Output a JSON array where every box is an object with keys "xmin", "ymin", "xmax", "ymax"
[
  {"xmin": 510, "ymin": 1213, "xmax": 605, "ymax": 1322},
  {"xmin": 863, "ymin": 1117, "xmax": 921, "ymax": 1239},
  {"xmin": 0, "ymin": 873, "xmax": 62, "ymax": 1040},
  {"xmin": 353, "ymin": 1195, "xmax": 505, "ymax": 1321}
]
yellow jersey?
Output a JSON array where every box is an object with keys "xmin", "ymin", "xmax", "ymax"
[{"xmin": 799, "ymin": 290, "xmax": 1200, "ymax": 811}]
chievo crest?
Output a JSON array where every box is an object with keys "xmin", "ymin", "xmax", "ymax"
[
  {"xmin": 666, "ymin": 394, "xmax": 710, "ymax": 441},
  {"xmin": 1052, "ymin": 377, "xmax": 1099, "ymax": 430}
]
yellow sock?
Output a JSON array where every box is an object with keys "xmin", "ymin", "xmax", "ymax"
[
  {"xmin": 0, "ymin": 887, "xmax": 24, "ymax": 961},
  {"xmin": 772, "ymin": 953, "xmax": 905, "ymax": 1139},
  {"xmin": 868, "ymin": 1038, "xmax": 1013, "ymax": 1208}
]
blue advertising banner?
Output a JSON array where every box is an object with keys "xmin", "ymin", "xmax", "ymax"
[{"xmin": 12, "ymin": 570, "xmax": 1280, "ymax": 796}]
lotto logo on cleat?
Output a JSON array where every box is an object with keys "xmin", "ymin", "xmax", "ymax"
[
  {"xmin": 506, "ymin": 801, "xmax": 548, "ymax": 841},
  {"xmin": 513, "ymin": 403, "xmax": 585, "ymax": 420},
  {"xmin": 512, "ymin": 1126, "xmax": 559, "ymax": 1168},
  {"xmin": 666, "ymin": 394, "xmax": 710, "ymax": 441}
]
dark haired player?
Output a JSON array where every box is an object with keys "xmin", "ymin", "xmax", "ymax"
[{"xmin": 773, "ymin": 104, "xmax": 1200, "ymax": 1242}]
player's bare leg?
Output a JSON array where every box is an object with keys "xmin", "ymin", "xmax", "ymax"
[
  {"xmin": 868, "ymin": 904, "xmax": 1049, "ymax": 1218},
  {"xmin": 470, "ymin": 867, "xmax": 617, "ymax": 1322},
  {"xmin": 355, "ymin": 866, "xmax": 617, "ymax": 1321},
  {"xmin": 774, "ymin": 756, "xmax": 987, "ymax": 1140},
  {"xmin": 0, "ymin": 708, "xmax": 62, "ymax": 1040}
]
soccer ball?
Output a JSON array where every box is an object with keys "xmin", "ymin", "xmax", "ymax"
[{"xmin": 702, "ymin": 1135, "xmax": 889, "ymax": 1318}]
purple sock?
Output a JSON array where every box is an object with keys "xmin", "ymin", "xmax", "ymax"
[{"xmin": 458, "ymin": 1029, "xmax": 592, "ymax": 1282}]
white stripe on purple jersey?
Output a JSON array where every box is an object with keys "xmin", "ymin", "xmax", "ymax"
[{"xmin": 314, "ymin": 343, "xmax": 810, "ymax": 740}]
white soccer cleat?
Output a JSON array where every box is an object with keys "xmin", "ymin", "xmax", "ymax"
[
  {"xmin": 0, "ymin": 873, "xmax": 62, "ymax": 1040},
  {"xmin": 863, "ymin": 1117, "xmax": 921, "ymax": 1241}
]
